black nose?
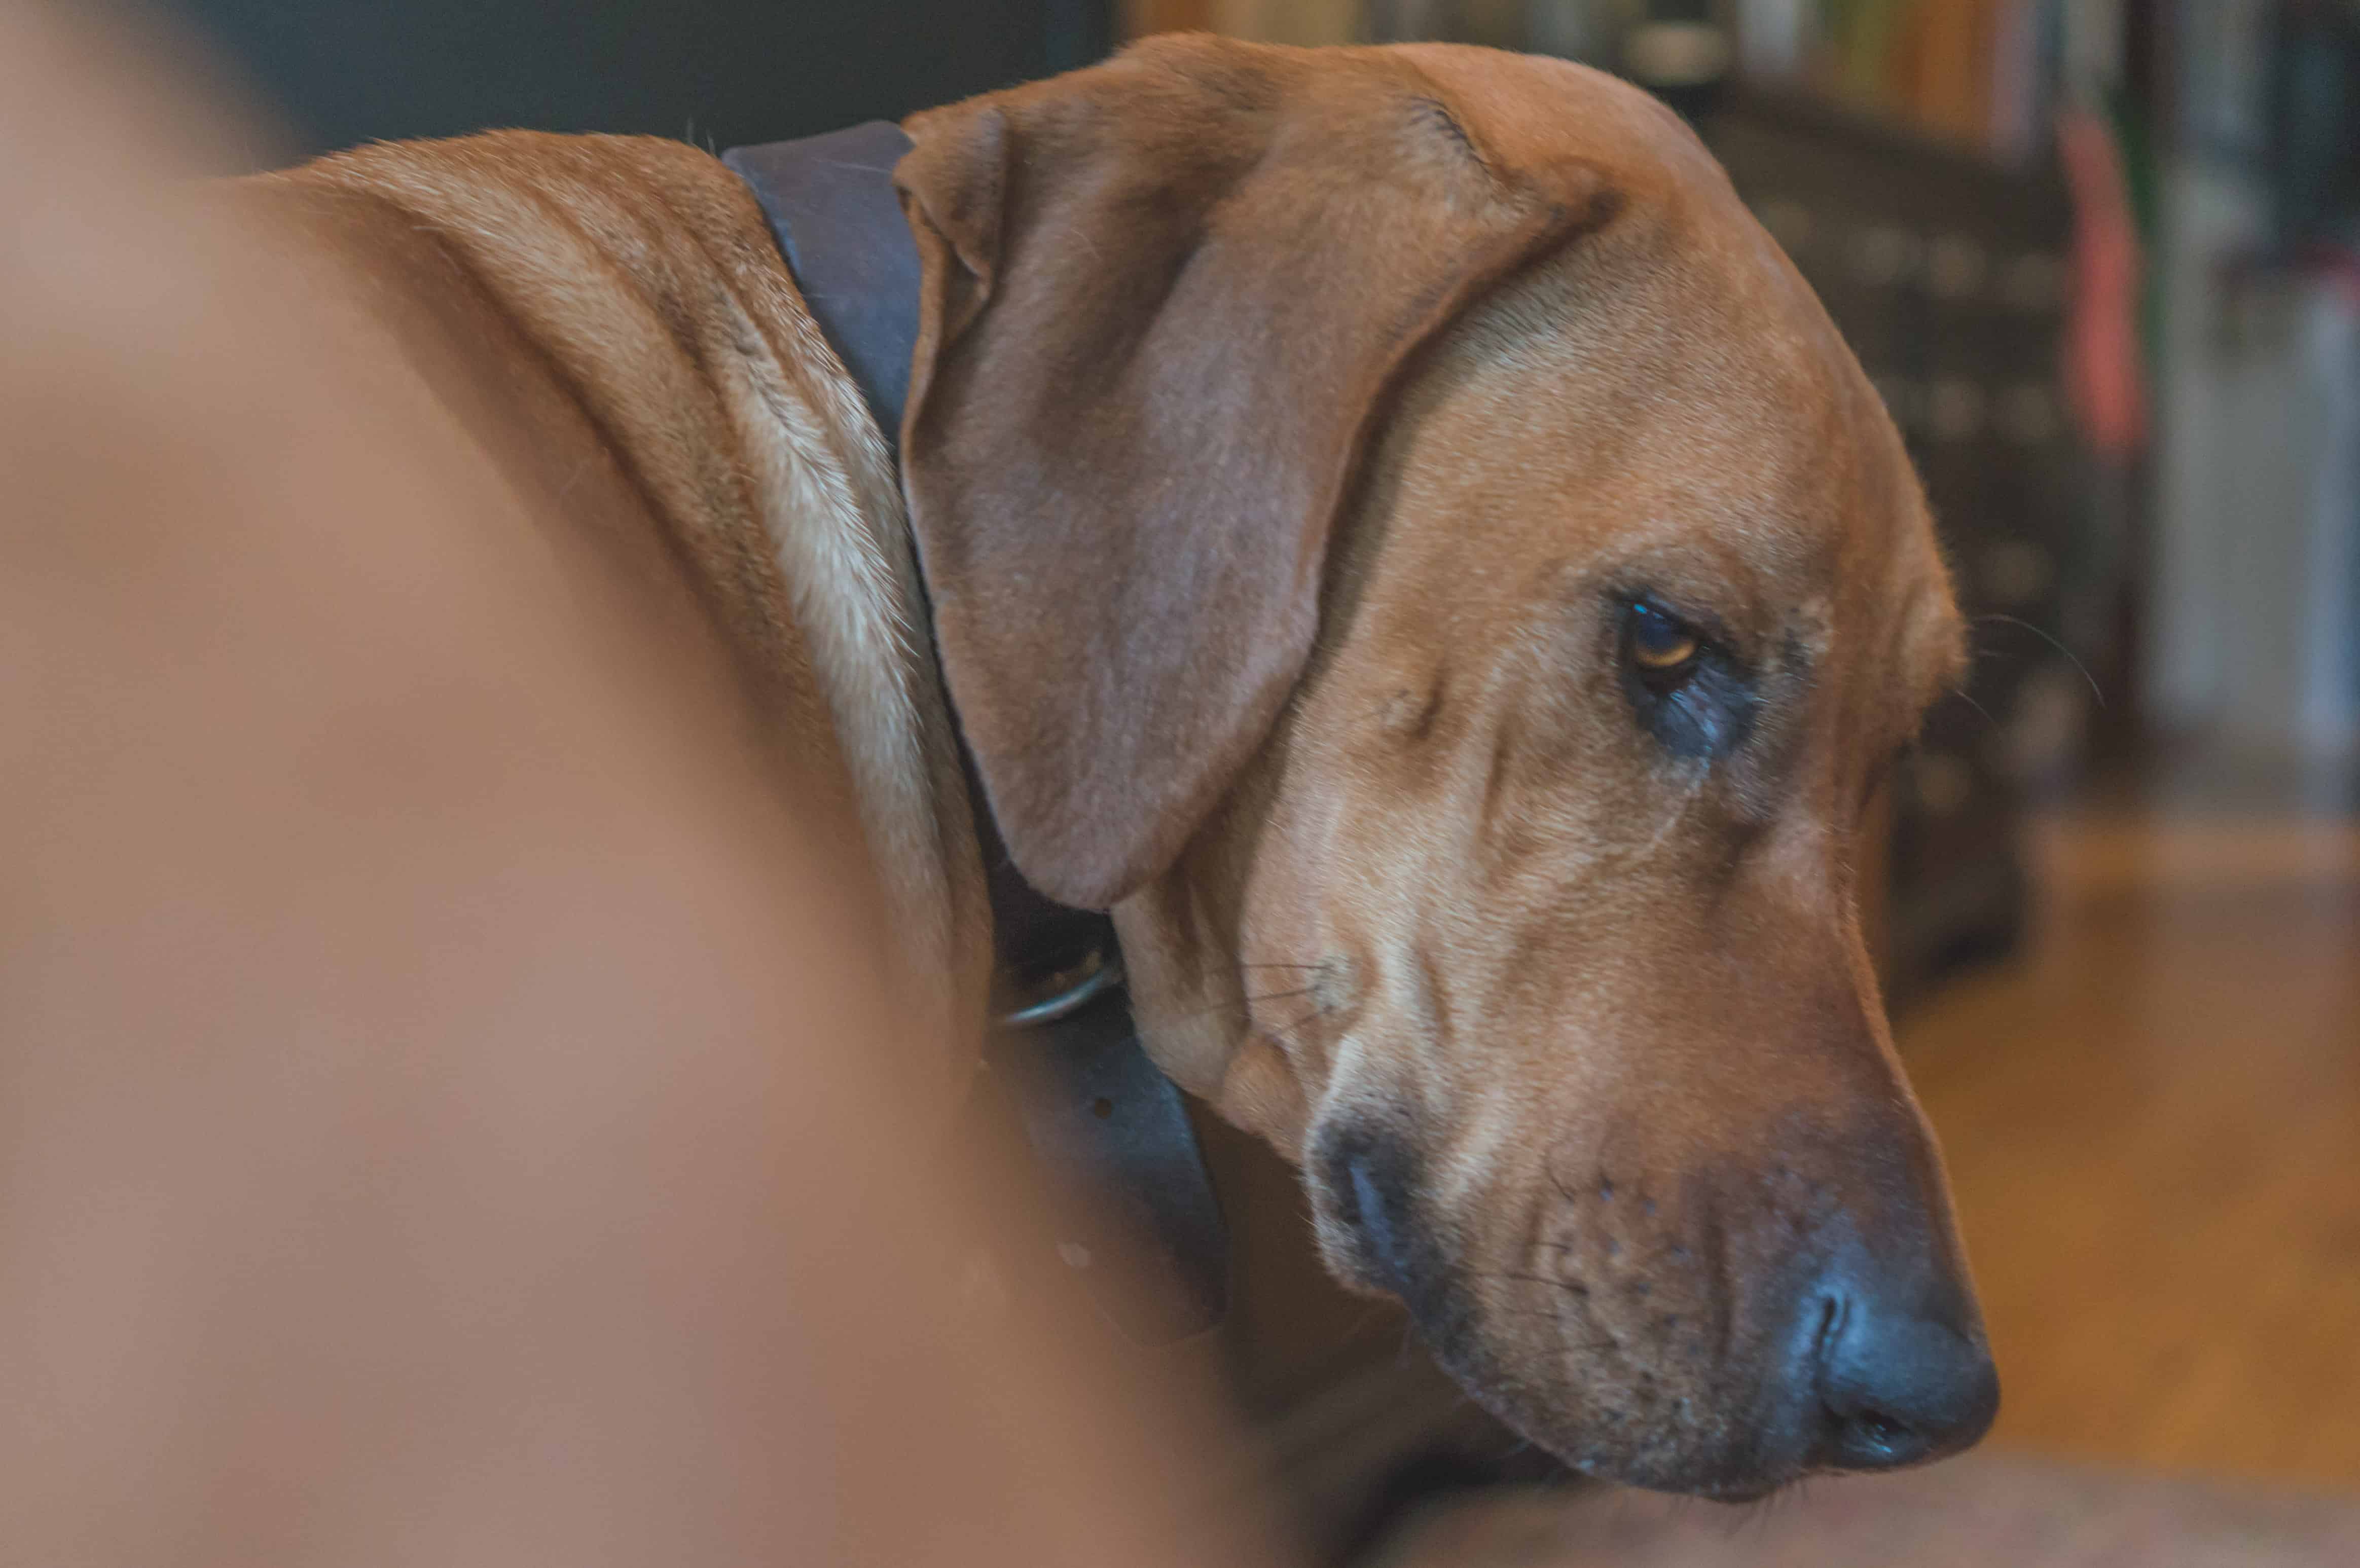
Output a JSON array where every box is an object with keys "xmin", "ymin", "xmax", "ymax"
[{"xmin": 1812, "ymin": 1283, "xmax": 2000, "ymax": 1470}]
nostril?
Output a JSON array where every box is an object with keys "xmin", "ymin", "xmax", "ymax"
[
  {"xmin": 1851, "ymin": 1409, "xmax": 1908, "ymax": 1447},
  {"xmin": 1812, "ymin": 1288, "xmax": 1999, "ymax": 1473},
  {"xmin": 1814, "ymin": 1293, "xmax": 1846, "ymax": 1362},
  {"xmin": 1836, "ymin": 1406, "xmax": 1923, "ymax": 1468},
  {"xmin": 1821, "ymin": 1389, "xmax": 1939, "ymax": 1470}
]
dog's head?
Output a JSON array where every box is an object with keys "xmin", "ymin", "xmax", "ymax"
[{"xmin": 899, "ymin": 37, "xmax": 1993, "ymax": 1498}]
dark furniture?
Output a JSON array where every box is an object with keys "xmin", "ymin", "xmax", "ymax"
[{"xmin": 1704, "ymin": 88, "xmax": 2084, "ymax": 1001}]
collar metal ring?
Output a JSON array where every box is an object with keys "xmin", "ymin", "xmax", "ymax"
[{"xmin": 999, "ymin": 951, "xmax": 1122, "ymax": 1028}]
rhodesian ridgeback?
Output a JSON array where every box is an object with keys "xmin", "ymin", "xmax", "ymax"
[{"xmin": 243, "ymin": 34, "xmax": 1994, "ymax": 1498}]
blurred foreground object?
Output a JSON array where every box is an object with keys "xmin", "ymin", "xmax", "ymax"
[{"xmin": 0, "ymin": 5, "xmax": 1274, "ymax": 1565}]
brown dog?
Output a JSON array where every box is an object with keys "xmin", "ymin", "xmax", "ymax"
[{"xmin": 246, "ymin": 34, "xmax": 1992, "ymax": 1498}]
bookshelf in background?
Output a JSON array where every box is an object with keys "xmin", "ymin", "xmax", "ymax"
[
  {"xmin": 1731, "ymin": 0, "xmax": 2103, "ymax": 163},
  {"xmin": 1130, "ymin": 2, "xmax": 2116, "ymax": 166}
]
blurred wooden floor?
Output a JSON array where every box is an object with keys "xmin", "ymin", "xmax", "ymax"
[{"xmin": 1902, "ymin": 799, "xmax": 2360, "ymax": 1489}]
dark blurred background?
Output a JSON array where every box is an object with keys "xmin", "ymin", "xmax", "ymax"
[
  {"xmin": 167, "ymin": 0, "xmax": 1112, "ymax": 155},
  {"xmin": 156, "ymin": 0, "xmax": 2360, "ymax": 1554}
]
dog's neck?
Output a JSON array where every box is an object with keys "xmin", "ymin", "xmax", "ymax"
[
  {"xmin": 725, "ymin": 125, "xmax": 1231, "ymax": 1342},
  {"xmin": 726, "ymin": 124, "xmax": 1114, "ymax": 1002}
]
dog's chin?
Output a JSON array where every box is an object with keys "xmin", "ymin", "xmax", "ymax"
[
  {"xmin": 1303, "ymin": 1123, "xmax": 1828, "ymax": 1500},
  {"xmin": 1409, "ymin": 1318, "xmax": 1822, "ymax": 1501},
  {"xmin": 1454, "ymin": 1357, "xmax": 1827, "ymax": 1501},
  {"xmin": 1556, "ymin": 1432, "xmax": 1819, "ymax": 1502},
  {"xmin": 1306, "ymin": 1204, "xmax": 1822, "ymax": 1499}
]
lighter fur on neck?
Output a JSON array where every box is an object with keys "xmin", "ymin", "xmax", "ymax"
[{"xmin": 287, "ymin": 132, "xmax": 990, "ymax": 1071}]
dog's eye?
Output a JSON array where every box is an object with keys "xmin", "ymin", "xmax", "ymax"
[
  {"xmin": 1623, "ymin": 601, "xmax": 1701, "ymax": 683},
  {"xmin": 1615, "ymin": 597, "xmax": 1755, "ymax": 760}
]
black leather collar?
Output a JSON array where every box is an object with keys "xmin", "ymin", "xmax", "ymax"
[
  {"xmin": 723, "ymin": 125, "xmax": 1227, "ymax": 1343},
  {"xmin": 722, "ymin": 125, "xmax": 921, "ymax": 451}
]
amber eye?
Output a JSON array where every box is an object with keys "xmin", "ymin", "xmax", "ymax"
[{"xmin": 1624, "ymin": 601, "xmax": 1701, "ymax": 675}]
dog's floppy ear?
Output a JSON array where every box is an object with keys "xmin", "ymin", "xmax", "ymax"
[{"xmin": 896, "ymin": 36, "xmax": 1610, "ymax": 908}]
